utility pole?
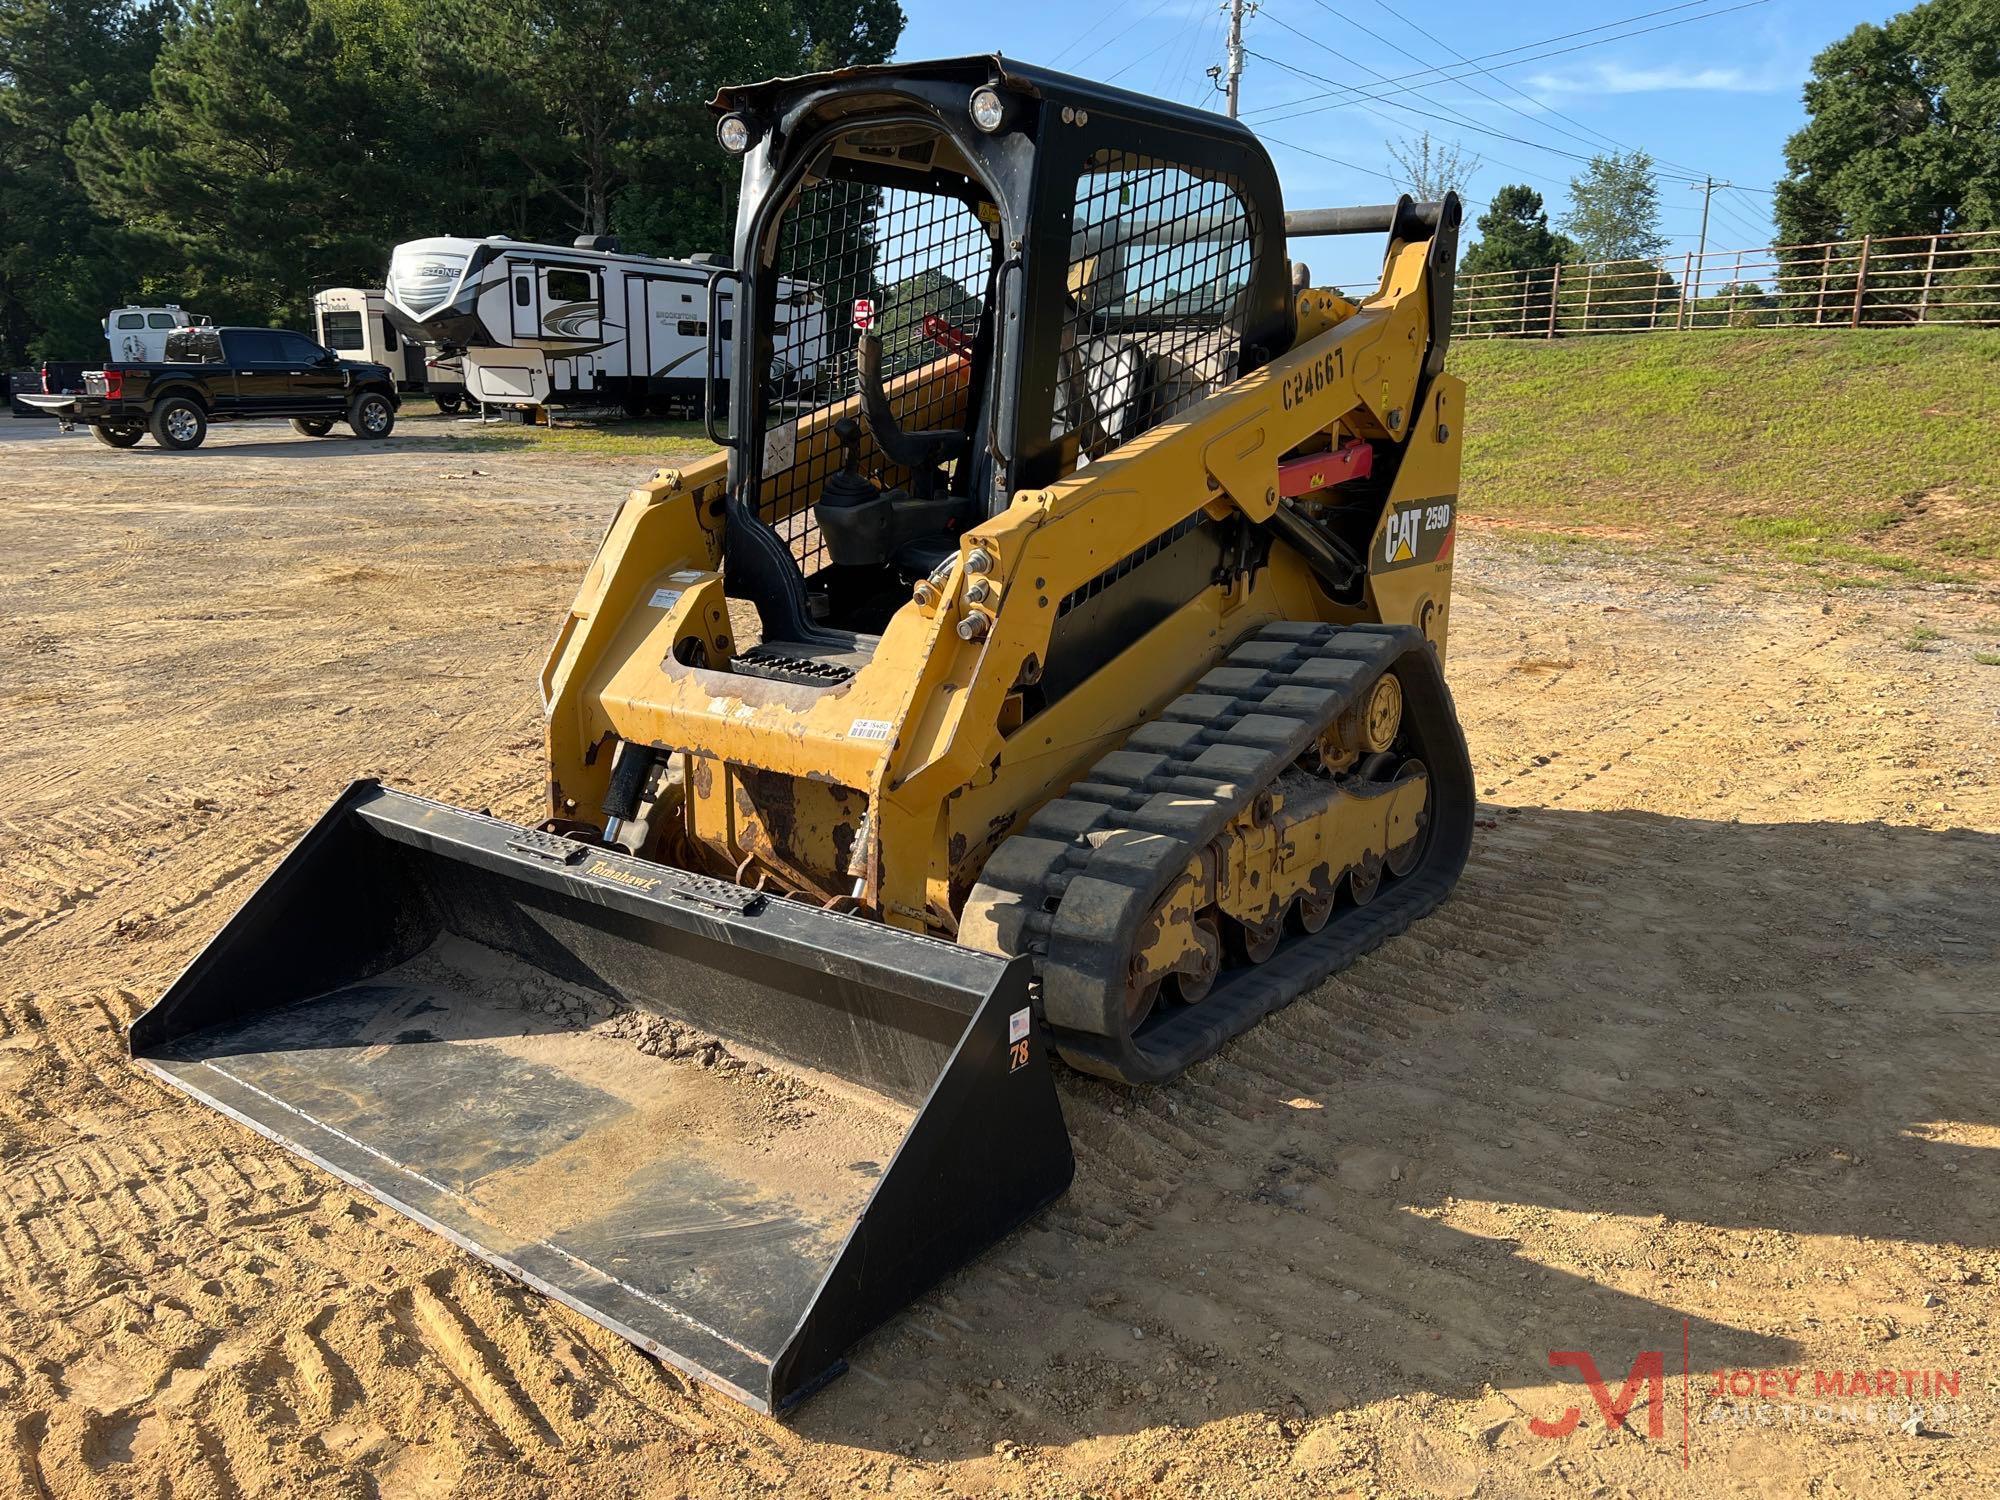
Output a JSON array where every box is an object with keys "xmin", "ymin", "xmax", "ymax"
[
  {"xmin": 1690, "ymin": 175, "xmax": 1733, "ymax": 295},
  {"xmin": 1222, "ymin": 0, "xmax": 1253, "ymax": 119}
]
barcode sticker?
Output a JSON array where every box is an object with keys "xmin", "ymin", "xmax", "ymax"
[{"xmin": 848, "ymin": 718, "xmax": 893, "ymax": 742}]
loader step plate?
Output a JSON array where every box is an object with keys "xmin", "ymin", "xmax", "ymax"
[
  {"xmin": 146, "ymin": 939, "xmax": 902, "ymax": 1403},
  {"xmin": 130, "ymin": 784, "xmax": 1072, "ymax": 1412}
]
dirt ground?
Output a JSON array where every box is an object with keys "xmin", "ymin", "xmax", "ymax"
[{"xmin": 2, "ymin": 416, "xmax": 1998, "ymax": 1499}]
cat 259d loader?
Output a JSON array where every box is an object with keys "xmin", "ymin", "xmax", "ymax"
[{"xmin": 133, "ymin": 57, "xmax": 1473, "ymax": 1413}]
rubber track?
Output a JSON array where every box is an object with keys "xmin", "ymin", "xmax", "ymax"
[{"xmin": 965, "ymin": 621, "xmax": 1475, "ymax": 1084}]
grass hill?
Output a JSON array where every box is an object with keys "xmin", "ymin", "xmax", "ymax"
[{"xmin": 1453, "ymin": 328, "xmax": 2000, "ymax": 585}]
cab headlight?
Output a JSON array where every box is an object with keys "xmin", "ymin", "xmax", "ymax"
[{"xmin": 968, "ymin": 87, "xmax": 1009, "ymax": 133}]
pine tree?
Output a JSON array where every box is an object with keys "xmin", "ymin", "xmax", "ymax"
[
  {"xmin": 70, "ymin": 0, "xmax": 408, "ymax": 325},
  {"xmin": 0, "ymin": 0, "xmax": 166, "ymax": 362}
]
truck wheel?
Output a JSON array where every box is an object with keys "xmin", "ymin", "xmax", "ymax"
[
  {"xmin": 348, "ymin": 391, "xmax": 395, "ymax": 439},
  {"xmin": 291, "ymin": 417, "xmax": 335, "ymax": 437},
  {"xmin": 91, "ymin": 421, "xmax": 144, "ymax": 448},
  {"xmin": 149, "ymin": 396, "xmax": 207, "ymax": 451},
  {"xmin": 434, "ymin": 392, "xmax": 464, "ymax": 415}
]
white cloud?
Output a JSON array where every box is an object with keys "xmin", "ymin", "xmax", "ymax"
[{"xmin": 1527, "ymin": 61, "xmax": 1783, "ymax": 96}]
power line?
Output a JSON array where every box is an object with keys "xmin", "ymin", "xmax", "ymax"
[
  {"xmin": 1247, "ymin": 40, "xmax": 1733, "ymax": 191},
  {"xmin": 1242, "ymin": 0, "xmax": 1761, "ymax": 117},
  {"xmin": 1360, "ymin": 0, "xmax": 1714, "ymax": 182},
  {"xmin": 1261, "ymin": 131, "xmax": 1430, "ymax": 191},
  {"xmin": 1058, "ymin": 0, "xmax": 1200, "ymax": 75},
  {"xmin": 1255, "ymin": 9, "xmax": 1630, "ymax": 197},
  {"xmin": 1243, "ymin": 0, "xmax": 1774, "ymax": 129},
  {"xmin": 1302, "ymin": 0, "xmax": 1650, "ymax": 165},
  {"xmin": 1105, "ymin": 5, "xmax": 1215, "ymax": 83}
]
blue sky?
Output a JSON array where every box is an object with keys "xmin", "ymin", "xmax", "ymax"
[{"xmin": 896, "ymin": 0, "xmax": 1895, "ymax": 283}]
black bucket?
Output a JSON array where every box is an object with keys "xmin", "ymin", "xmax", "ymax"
[{"xmin": 131, "ymin": 782, "xmax": 1073, "ymax": 1412}]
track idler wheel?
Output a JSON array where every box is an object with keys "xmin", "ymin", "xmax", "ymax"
[{"xmin": 1386, "ymin": 757, "xmax": 1429, "ymax": 877}]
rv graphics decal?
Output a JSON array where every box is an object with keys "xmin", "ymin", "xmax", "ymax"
[
  {"xmin": 389, "ymin": 252, "xmax": 468, "ymax": 315},
  {"xmin": 542, "ymin": 302, "xmax": 611, "ymax": 340}
]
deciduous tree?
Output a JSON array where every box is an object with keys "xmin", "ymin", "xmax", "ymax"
[
  {"xmin": 1774, "ymin": 0, "xmax": 2000, "ymax": 243},
  {"xmin": 1559, "ymin": 151, "xmax": 1668, "ymax": 264}
]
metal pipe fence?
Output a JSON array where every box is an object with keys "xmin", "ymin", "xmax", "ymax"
[{"xmin": 1439, "ymin": 229, "xmax": 2000, "ymax": 340}]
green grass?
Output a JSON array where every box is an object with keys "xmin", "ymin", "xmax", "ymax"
[
  {"xmin": 1454, "ymin": 328, "xmax": 2000, "ymax": 582},
  {"xmin": 1902, "ymin": 625, "xmax": 1945, "ymax": 652},
  {"xmin": 412, "ymin": 411, "xmax": 714, "ymax": 460},
  {"xmin": 1975, "ymin": 651, "xmax": 2000, "ymax": 667}
]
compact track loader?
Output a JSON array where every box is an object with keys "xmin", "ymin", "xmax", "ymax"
[{"xmin": 134, "ymin": 57, "xmax": 1473, "ymax": 1411}]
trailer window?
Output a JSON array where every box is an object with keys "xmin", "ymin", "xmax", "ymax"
[
  {"xmin": 546, "ymin": 268, "xmax": 595, "ymax": 305},
  {"xmin": 382, "ymin": 318, "xmax": 399, "ymax": 352},
  {"xmin": 514, "ymin": 276, "xmax": 531, "ymax": 306},
  {"xmin": 1057, "ymin": 153, "xmax": 1255, "ymax": 464},
  {"xmin": 116, "ymin": 313, "xmax": 144, "ymax": 329},
  {"xmin": 147, "ymin": 313, "xmax": 176, "ymax": 329},
  {"xmin": 321, "ymin": 311, "xmax": 366, "ymax": 351}
]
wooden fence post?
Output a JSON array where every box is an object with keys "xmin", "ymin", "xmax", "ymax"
[
  {"xmin": 1581, "ymin": 262, "xmax": 1595, "ymax": 329},
  {"xmin": 1545, "ymin": 263, "xmax": 1562, "ymax": 339},
  {"xmin": 1850, "ymin": 235, "xmax": 1873, "ymax": 327},
  {"xmin": 1676, "ymin": 252, "xmax": 1693, "ymax": 331},
  {"xmin": 1814, "ymin": 243, "xmax": 1832, "ymax": 325}
]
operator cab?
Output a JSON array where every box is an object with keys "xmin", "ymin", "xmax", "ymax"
[{"xmin": 710, "ymin": 57, "xmax": 1294, "ymax": 645}]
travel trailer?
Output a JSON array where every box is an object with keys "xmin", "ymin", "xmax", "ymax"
[
  {"xmin": 104, "ymin": 305, "xmax": 209, "ymax": 363},
  {"xmin": 383, "ymin": 234, "xmax": 824, "ymax": 415},
  {"xmin": 312, "ymin": 288, "xmax": 471, "ymax": 411}
]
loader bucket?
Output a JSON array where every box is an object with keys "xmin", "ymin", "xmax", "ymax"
[{"xmin": 130, "ymin": 782, "xmax": 1072, "ymax": 1412}]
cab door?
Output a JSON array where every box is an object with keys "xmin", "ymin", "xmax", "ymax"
[
  {"xmin": 224, "ymin": 329, "xmax": 291, "ymax": 412},
  {"xmin": 278, "ymin": 330, "xmax": 348, "ymax": 413}
]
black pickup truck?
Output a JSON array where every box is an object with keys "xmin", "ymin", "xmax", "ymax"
[{"xmin": 18, "ymin": 325, "xmax": 399, "ymax": 450}]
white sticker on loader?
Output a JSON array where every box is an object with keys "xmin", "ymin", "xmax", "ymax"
[
  {"xmin": 763, "ymin": 420, "xmax": 797, "ymax": 474},
  {"xmin": 1009, "ymin": 1008, "xmax": 1031, "ymax": 1044},
  {"xmin": 848, "ymin": 718, "xmax": 894, "ymax": 742},
  {"xmin": 649, "ymin": 587, "xmax": 684, "ymax": 610}
]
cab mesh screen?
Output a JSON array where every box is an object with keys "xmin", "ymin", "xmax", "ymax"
[
  {"xmin": 1060, "ymin": 153, "xmax": 1255, "ymax": 466},
  {"xmin": 762, "ymin": 176, "xmax": 996, "ymax": 578}
]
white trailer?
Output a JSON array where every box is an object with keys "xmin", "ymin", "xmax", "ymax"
[
  {"xmin": 383, "ymin": 234, "xmax": 824, "ymax": 415},
  {"xmin": 104, "ymin": 305, "xmax": 208, "ymax": 363},
  {"xmin": 313, "ymin": 288, "xmax": 471, "ymax": 411}
]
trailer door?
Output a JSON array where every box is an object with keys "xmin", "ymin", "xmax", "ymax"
[
  {"xmin": 508, "ymin": 260, "xmax": 539, "ymax": 341},
  {"xmin": 626, "ymin": 275, "xmax": 649, "ymax": 382},
  {"xmin": 540, "ymin": 264, "xmax": 600, "ymax": 343}
]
